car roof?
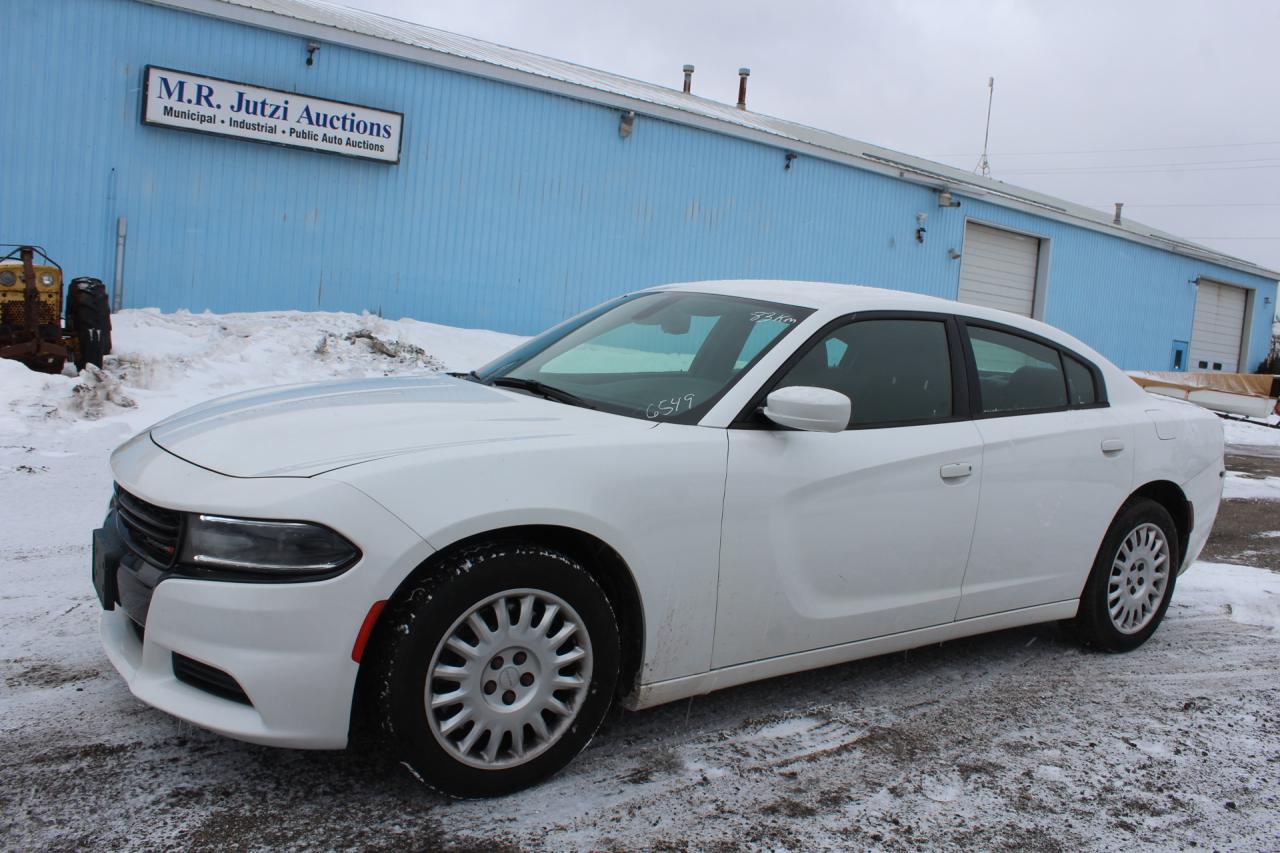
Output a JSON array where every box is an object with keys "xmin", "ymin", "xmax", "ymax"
[
  {"xmin": 652, "ymin": 279, "xmax": 1003, "ymax": 317},
  {"xmin": 651, "ymin": 278, "xmax": 1116, "ymax": 363}
]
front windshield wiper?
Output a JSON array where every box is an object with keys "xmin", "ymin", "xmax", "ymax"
[
  {"xmin": 447, "ymin": 370, "xmax": 484, "ymax": 383},
  {"xmin": 490, "ymin": 377, "xmax": 597, "ymax": 410}
]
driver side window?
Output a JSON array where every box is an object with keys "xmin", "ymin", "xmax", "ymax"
[{"xmin": 775, "ymin": 318, "xmax": 954, "ymax": 428}]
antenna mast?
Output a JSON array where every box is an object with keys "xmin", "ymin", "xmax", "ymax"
[{"xmin": 975, "ymin": 76, "xmax": 994, "ymax": 177}]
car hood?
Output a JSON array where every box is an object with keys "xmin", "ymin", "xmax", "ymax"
[{"xmin": 148, "ymin": 375, "xmax": 651, "ymax": 477}]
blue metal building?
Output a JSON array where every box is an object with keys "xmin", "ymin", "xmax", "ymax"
[{"xmin": 7, "ymin": 0, "xmax": 1278, "ymax": 371}]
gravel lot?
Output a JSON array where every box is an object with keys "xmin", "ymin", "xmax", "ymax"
[
  {"xmin": 1202, "ymin": 447, "xmax": 1280, "ymax": 569},
  {"xmin": 4, "ymin": 313, "xmax": 1280, "ymax": 851},
  {"xmin": 5, "ymin": 457, "xmax": 1279, "ymax": 852}
]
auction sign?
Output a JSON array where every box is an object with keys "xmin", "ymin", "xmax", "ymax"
[{"xmin": 141, "ymin": 66, "xmax": 403, "ymax": 164}]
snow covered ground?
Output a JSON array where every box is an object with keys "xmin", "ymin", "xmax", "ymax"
[
  {"xmin": 1224, "ymin": 470, "xmax": 1280, "ymax": 501},
  {"xmin": 0, "ymin": 308, "xmax": 523, "ymax": 433},
  {"xmin": 1219, "ymin": 419, "xmax": 1280, "ymax": 500},
  {"xmin": 4, "ymin": 310, "xmax": 1280, "ymax": 851},
  {"xmin": 1222, "ymin": 415, "xmax": 1280, "ymax": 448}
]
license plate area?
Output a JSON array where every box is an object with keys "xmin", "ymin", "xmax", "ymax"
[{"xmin": 92, "ymin": 527, "xmax": 119, "ymax": 610}]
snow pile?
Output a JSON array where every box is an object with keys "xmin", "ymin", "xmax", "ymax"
[
  {"xmin": 69, "ymin": 365, "xmax": 137, "ymax": 419},
  {"xmin": 321, "ymin": 328, "xmax": 444, "ymax": 369},
  {"xmin": 1181, "ymin": 561, "xmax": 1280, "ymax": 631},
  {"xmin": 0, "ymin": 308, "xmax": 524, "ymax": 441},
  {"xmin": 1221, "ymin": 415, "xmax": 1280, "ymax": 447},
  {"xmin": 1223, "ymin": 470, "xmax": 1280, "ymax": 500}
]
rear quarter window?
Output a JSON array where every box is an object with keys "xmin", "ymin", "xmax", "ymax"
[{"xmin": 1063, "ymin": 354, "xmax": 1100, "ymax": 406}]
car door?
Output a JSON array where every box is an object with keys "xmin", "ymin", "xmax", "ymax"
[
  {"xmin": 954, "ymin": 321, "xmax": 1135, "ymax": 620},
  {"xmin": 712, "ymin": 313, "xmax": 985, "ymax": 669}
]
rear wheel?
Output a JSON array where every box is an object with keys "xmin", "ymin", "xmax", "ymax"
[
  {"xmin": 1070, "ymin": 498, "xmax": 1179, "ymax": 652},
  {"xmin": 371, "ymin": 541, "xmax": 619, "ymax": 797}
]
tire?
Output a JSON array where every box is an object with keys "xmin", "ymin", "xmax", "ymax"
[
  {"xmin": 371, "ymin": 541, "xmax": 620, "ymax": 797},
  {"xmin": 1069, "ymin": 498, "xmax": 1180, "ymax": 652},
  {"xmin": 75, "ymin": 328, "xmax": 106, "ymax": 371},
  {"xmin": 66, "ymin": 277, "xmax": 112, "ymax": 368}
]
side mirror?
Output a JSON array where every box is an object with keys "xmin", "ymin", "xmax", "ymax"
[{"xmin": 762, "ymin": 386, "xmax": 850, "ymax": 433}]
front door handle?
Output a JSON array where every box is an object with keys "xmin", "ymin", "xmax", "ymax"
[
  {"xmin": 1101, "ymin": 438, "xmax": 1125, "ymax": 454},
  {"xmin": 940, "ymin": 462, "xmax": 974, "ymax": 480}
]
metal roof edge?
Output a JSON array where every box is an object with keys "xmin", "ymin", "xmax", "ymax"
[{"xmin": 138, "ymin": 0, "xmax": 1280, "ymax": 283}]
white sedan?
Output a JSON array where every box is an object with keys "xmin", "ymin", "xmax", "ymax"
[{"xmin": 93, "ymin": 280, "xmax": 1225, "ymax": 796}]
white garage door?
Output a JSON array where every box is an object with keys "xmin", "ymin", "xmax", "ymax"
[
  {"xmin": 957, "ymin": 223, "xmax": 1040, "ymax": 317},
  {"xmin": 1190, "ymin": 280, "xmax": 1248, "ymax": 373}
]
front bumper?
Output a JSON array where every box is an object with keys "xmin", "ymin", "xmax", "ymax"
[
  {"xmin": 99, "ymin": 577, "xmax": 364, "ymax": 749},
  {"xmin": 96, "ymin": 432, "xmax": 434, "ymax": 749}
]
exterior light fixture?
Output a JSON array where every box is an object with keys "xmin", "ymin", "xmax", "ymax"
[
  {"xmin": 619, "ymin": 110, "xmax": 635, "ymax": 139},
  {"xmin": 784, "ymin": 151, "xmax": 797, "ymax": 170},
  {"xmin": 938, "ymin": 191, "xmax": 961, "ymax": 208},
  {"xmin": 306, "ymin": 42, "xmax": 320, "ymax": 66},
  {"xmin": 915, "ymin": 212, "xmax": 928, "ymax": 244}
]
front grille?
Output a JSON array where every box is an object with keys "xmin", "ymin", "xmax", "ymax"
[
  {"xmin": 172, "ymin": 653, "xmax": 252, "ymax": 705},
  {"xmin": 115, "ymin": 485, "xmax": 182, "ymax": 567},
  {"xmin": 0, "ymin": 298, "xmax": 58, "ymax": 327}
]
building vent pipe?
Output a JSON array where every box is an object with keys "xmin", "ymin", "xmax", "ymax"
[
  {"xmin": 737, "ymin": 68, "xmax": 750, "ymax": 109},
  {"xmin": 682, "ymin": 64, "xmax": 694, "ymax": 94},
  {"xmin": 1113, "ymin": 202, "xmax": 1123, "ymax": 225}
]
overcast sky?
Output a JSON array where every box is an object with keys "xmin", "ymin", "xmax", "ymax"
[{"xmin": 349, "ymin": 0, "xmax": 1280, "ymax": 277}]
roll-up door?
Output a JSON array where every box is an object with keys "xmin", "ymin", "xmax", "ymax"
[
  {"xmin": 1190, "ymin": 280, "xmax": 1248, "ymax": 373},
  {"xmin": 957, "ymin": 223, "xmax": 1040, "ymax": 317}
]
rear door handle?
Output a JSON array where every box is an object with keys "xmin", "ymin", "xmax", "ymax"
[
  {"xmin": 940, "ymin": 462, "xmax": 974, "ymax": 480},
  {"xmin": 1101, "ymin": 439, "xmax": 1125, "ymax": 454}
]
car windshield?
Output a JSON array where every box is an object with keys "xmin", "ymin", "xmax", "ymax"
[{"xmin": 475, "ymin": 291, "xmax": 813, "ymax": 423}]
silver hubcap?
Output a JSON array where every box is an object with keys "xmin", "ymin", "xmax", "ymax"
[
  {"xmin": 1108, "ymin": 523, "xmax": 1171, "ymax": 634},
  {"xmin": 426, "ymin": 588, "xmax": 592, "ymax": 769}
]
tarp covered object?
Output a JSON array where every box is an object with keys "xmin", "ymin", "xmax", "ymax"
[{"xmin": 1130, "ymin": 371, "xmax": 1280, "ymax": 418}]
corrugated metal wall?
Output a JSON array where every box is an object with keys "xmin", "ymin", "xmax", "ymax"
[{"xmin": 5, "ymin": 0, "xmax": 1277, "ymax": 370}]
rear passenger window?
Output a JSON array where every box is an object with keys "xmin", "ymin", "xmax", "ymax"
[
  {"xmin": 776, "ymin": 319, "xmax": 952, "ymax": 427},
  {"xmin": 1063, "ymin": 354, "xmax": 1099, "ymax": 406},
  {"xmin": 968, "ymin": 326, "xmax": 1067, "ymax": 414}
]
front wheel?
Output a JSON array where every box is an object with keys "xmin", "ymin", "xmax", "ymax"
[
  {"xmin": 1069, "ymin": 498, "xmax": 1180, "ymax": 652},
  {"xmin": 371, "ymin": 541, "xmax": 620, "ymax": 797}
]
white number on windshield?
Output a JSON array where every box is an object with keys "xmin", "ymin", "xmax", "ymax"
[{"xmin": 645, "ymin": 393, "xmax": 697, "ymax": 419}]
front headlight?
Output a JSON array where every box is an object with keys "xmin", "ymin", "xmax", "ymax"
[{"xmin": 179, "ymin": 514, "xmax": 360, "ymax": 578}]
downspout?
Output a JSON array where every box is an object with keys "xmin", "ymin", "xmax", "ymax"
[{"xmin": 112, "ymin": 216, "xmax": 127, "ymax": 312}]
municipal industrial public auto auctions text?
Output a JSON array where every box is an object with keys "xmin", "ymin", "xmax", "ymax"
[{"xmin": 152, "ymin": 72, "xmax": 394, "ymax": 156}]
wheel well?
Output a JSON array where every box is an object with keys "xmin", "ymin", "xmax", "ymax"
[
  {"xmin": 1131, "ymin": 480, "xmax": 1191, "ymax": 561},
  {"xmin": 357, "ymin": 525, "xmax": 645, "ymax": 712}
]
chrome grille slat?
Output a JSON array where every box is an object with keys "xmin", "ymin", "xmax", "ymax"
[
  {"xmin": 115, "ymin": 488, "xmax": 180, "ymax": 534},
  {"xmin": 114, "ymin": 485, "xmax": 181, "ymax": 567},
  {"xmin": 116, "ymin": 504, "xmax": 175, "ymax": 541}
]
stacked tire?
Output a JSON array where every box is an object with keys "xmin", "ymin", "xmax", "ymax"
[{"xmin": 65, "ymin": 277, "xmax": 112, "ymax": 370}]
